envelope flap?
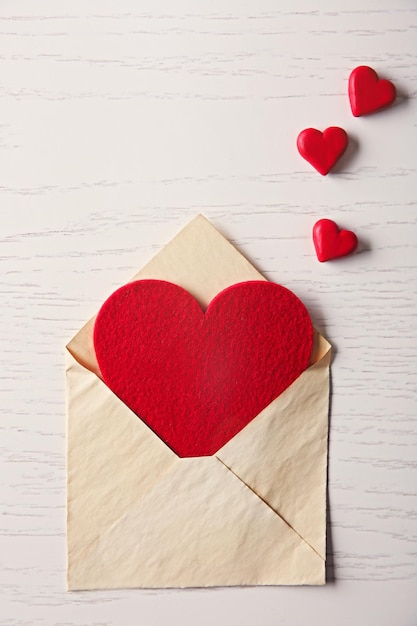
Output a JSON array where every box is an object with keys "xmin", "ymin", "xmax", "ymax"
[
  {"xmin": 68, "ymin": 457, "xmax": 324, "ymax": 590},
  {"xmin": 217, "ymin": 339, "xmax": 331, "ymax": 559},
  {"xmin": 66, "ymin": 350, "xmax": 178, "ymax": 563},
  {"xmin": 67, "ymin": 214, "xmax": 265, "ymax": 377}
]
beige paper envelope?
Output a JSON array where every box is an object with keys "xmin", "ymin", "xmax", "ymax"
[{"xmin": 66, "ymin": 215, "xmax": 331, "ymax": 590}]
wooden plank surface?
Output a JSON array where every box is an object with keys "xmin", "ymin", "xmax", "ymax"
[{"xmin": 1, "ymin": 1, "xmax": 416, "ymax": 624}]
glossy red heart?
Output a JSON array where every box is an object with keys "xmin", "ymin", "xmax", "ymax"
[
  {"xmin": 297, "ymin": 127, "xmax": 348, "ymax": 175},
  {"xmin": 348, "ymin": 66, "xmax": 396, "ymax": 117},
  {"xmin": 313, "ymin": 219, "xmax": 358, "ymax": 262},
  {"xmin": 94, "ymin": 280, "xmax": 313, "ymax": 457}
]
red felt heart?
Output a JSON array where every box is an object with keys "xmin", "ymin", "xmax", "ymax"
[
  {"xmin": 348, "ymin": 66, "xmax": 396, "ymax": 117},
  {"xmin": 297, "ymin": 127, "xmax": 348, "ymax": 175},
  {"xmin": 94, "ymin": 280, "xmax": 313, "ymax": 458},
  {"xmin": 313, "ymin": 219, "xmax": 358, "ymax": 262}
]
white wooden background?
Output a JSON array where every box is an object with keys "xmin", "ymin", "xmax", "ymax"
[{"xmin": 1, "ymin": 1, "xmax": 416, "ymax": 625}]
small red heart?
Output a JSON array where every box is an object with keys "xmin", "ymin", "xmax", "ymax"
[
  {"xmin": 313, "ymin": 219, "xmax": 358, "ymax": 262},
  {"xmin": 94, "ymin": 280, "xmax": 313, "ymax": 457},
  {"xmin": 348, "ymin": 66, "xmax": 396, "ymax": 117},
  {"xmin": 297, "ymin": 127, "xmax": 348, "ymax": 176}
]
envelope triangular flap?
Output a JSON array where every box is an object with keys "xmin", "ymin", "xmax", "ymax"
[
  {"xmin": 66, "ymin": 351, "xmax": 178, "ymax": 565},
  {"xmin": 68, "ymin": 457, "xmax": 324, "ymax": 590},
  {"xmin": 217, "ymin": 335, "xmax": 331, "ymax": 559},
  {"xmin": 67, "ymin": 215, "xmax": 265, "ymax": 377},
  {"xmin": 133, "ymin": 214, "xmax": 266, "ymax": 307}
]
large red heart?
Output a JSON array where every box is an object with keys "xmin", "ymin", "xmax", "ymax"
[
  {"xmin": 297, "ymin": 127, "xmax": 348, "ymax": 175},
  {"xmin": 348, "ymin": 66, "xmax": 396, "ymax": 117},
  {"xmin": 94, "ymin": 280, "xmax": 313, "ymax": 457},
  {"xmin": 313, "ymin": 219, "xmax": 358, "ymax": 262}
]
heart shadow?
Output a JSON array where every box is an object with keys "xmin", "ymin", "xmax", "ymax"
[
  {"xmin": 355, "ymin": 234, "xmax": 372, "ymax": 255},
  {"xmin": 329, "ymin": 134, "xmax": 360, "ymax": 174},
  {"xmin": 387, "ymin": 86, "xmax": 409, "ymax": 112}
]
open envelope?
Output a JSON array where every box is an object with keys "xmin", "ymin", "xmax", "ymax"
[{"xmin": 66, "ymin": 215, "xmax": 331, "ymax": 589}]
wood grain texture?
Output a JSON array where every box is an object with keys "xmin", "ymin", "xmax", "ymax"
[{"xmin": 1, "ymin": 1, "xmax": 416, "ymax": 624}]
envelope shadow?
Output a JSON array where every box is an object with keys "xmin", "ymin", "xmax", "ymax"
[
  {"xmin": 326, "ymin": 496, "xmax": 335, "ymax": 583},
  {"xmin": 325, "ymin": 365, "xmax": 335, "ymax": 584}
]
